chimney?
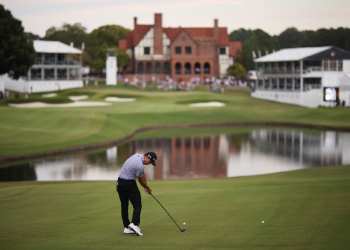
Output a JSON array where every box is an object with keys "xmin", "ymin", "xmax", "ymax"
[
  {"xmin": 154, "ymin": 13, "xmax": 163, "ymax": 55},
  {"xmin": 214, "ymin": 19, "xmax": 218, "ymax": 43},
  {"xmin": 134, "ymin": 17, "xmax": 137, "ymax": 29}
]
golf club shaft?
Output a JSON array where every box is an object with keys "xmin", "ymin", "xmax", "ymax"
[{"xmin": 151, "ymin": 194, "xmax": 182, "ymax": 231}]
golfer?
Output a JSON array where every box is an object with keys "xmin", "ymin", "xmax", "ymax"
[{"xmin": 116, "ymin": 152, "xmax": 157, "ymax": 236}]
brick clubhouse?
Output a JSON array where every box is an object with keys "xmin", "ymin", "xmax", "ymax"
[{"xmin": 119, "ymin": 13, "xmax": 241, "ymax": 81}]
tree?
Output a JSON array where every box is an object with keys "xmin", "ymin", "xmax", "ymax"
[
  {"xmin": 0, "ymin": 5, "xmax": 36, "ymax": 79},
  {"xmin": 90, "ymin": 25, "xmax": 130, "ymax": 47},
  {"xmin": 117, "ymin": 48, "xmax": 131, "ymax": 71},
  {"xmin": 92, "ymin": 43, "xmax": 131, "ymax": 72},
  {"xmin": 278, "ymin": 27, "xmax": 305, "ymax": 48},
  {"xmin": 277, "ymin": 27, "xmax": 350, "ymax": 51},
  {"xmin": 229, "ymin": 28, "xmax": 279, "ymax": 70},
  {"xmin": 227, "ymin": 62, "xmax": 246, "ymax": 78},
  {"xmin": 92, "ymin": 43, "xmax": 109, "ymax": 72},
  {"xmin": 69, "ymin": 49, "xmax": 92, "ymax": 67},
  {"xmin": 229, "ymin": 28, "xmax": 253, "ymax": 44},
  {"xmin": 25, "ymin": 32, "xmax": 41, "ymax": 41},
  {"xmin": 44, "ymin": 23, "xmax": 87, "ymax": 48},
  {"xmin": 87, "ymin": 25, "xmax": 130, "ymax": 70}
]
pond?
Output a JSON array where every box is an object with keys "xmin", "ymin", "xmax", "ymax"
[{"xmin": 1, "ymin": 128, "xmax": 349, "ymax": 182}]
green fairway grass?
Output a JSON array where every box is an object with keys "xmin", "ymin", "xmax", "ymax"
[
  {"xmin": 0, "ymin": 165, "xmax": 349, "ymax": 250},
  {"xmin": 0, "ymin": 83, "xmax": 349, "ymax": 158}
]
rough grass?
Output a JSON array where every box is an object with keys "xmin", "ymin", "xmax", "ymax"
[
  {"xmin": 0, "ymin": 83, "xmax": 349, "ymax": 157},
  {"xmin": 0, "ymin": 165, "xmax": 349, "ymax": 250}
]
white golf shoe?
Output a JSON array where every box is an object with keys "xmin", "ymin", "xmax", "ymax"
[
  {"xmin": 128, "ymin": 223, "xmax": 143, "ymax": 236},
  {"xmin": 124, "ymin": 228, "xmax": 134, "ymax": 234}
]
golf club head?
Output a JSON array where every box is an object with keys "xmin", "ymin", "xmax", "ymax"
[{"xmin": 180, "ymin": 228, "xmax": 186, "ymax": 232}]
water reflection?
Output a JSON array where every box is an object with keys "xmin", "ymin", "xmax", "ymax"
[
  {"xmin": 0, "ymin": 163, "xmax": 37, "ymax": 181},
  {"xmin": 1, "ymin": 129, "xmax": 349, "ymax": 181}
]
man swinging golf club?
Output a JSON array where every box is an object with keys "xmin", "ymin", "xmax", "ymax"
[{"xmin": 116, "ymin": 152, "xmax": 157, "ymax": 236}]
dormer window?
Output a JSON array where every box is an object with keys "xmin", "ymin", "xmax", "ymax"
[
  {"xmin": 144, "ymin": 47, "xmax": 150, "ymax": 55},
  {"xmin": 220, "ymin": 47, "xmax": 226, "ymax": 55}
]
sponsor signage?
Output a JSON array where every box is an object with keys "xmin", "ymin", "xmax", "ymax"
[{"xmin": 323, "ymin": 87, "xmax": 339, "ymax": 102}]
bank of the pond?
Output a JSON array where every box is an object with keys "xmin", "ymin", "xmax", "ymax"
[
  {"xmin": 0, "ymin": 165, "xmax": 349, "ymax": 250},
  {"xmin": 1, "ymin": 84, "xmax": 350, "ymax": 159}
]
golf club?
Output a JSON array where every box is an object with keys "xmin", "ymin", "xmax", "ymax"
[{"xmin": 151, "ymin": 194, "xmax": 186, "ymax": 232}]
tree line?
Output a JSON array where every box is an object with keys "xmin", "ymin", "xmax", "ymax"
[
  {"xmin": 2, "ymin": 4, "xmax": 350, "ymax": 78},
  {"xmin": 229, "ymin": 27, "xmax": 350, "ymax": 70}
]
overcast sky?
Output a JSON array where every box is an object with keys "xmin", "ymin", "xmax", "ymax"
[{"xmin": 3, "ymin": 0, "xmax": 350, "ymax": 37}]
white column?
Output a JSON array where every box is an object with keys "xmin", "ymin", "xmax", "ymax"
[
  {"xmin": 284, "ymin": 77, "xmax": 287, "ymax": 91},
  {"xmin": 328, "ymin": 60, "xmax": 330, "ymax": 71},
  {"xmin": 299, "ymin": 131, "xmax": 303, "ymax": 166},
  {"xmin": 336, "ymin": 60, "xmax": 338, "ymax": 72},
  {"xmin": 291, "ymin": 130, "xmax": 295, "ymax": 161},
  {"xmin": 79, "ymin": 67, "xmax": 82, "ymax": 80},
  {"xmin": 300, "ymin": 60, "xmax": 303, "ymax": 92},
  {"xmin": 283, "ymin": 130, "xmax": 287, "ymax": 157}
]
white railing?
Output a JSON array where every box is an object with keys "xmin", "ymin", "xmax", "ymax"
[
  {"xmin": 303, "ymin": 84, "xmax": 321, "ymax": 91},
  {"xmin": 257, "ymin": 67, "xmax": 324, "ymax": 76}
]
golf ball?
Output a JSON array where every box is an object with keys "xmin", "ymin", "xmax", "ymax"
[
  {"xmin": 183, "ymin": 222, "xmax": 186, "ymax": 225},
  {"xmin": 262, "ymin": 221, "xmax": 264, "ymax": 223}
]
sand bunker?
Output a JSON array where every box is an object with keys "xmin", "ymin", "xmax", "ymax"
[
  {"xmin": 188, "ymin": 102, "xmax": 225, "ymax": 107},
  {"xmin": 42, "ymin": 93, "xmax": 57, "ymax": 98},
  {"xmin": 69, "ymin": 95, "xmax": 88, "ymax": 101},
  {"xmin": 9, "ymin": 101, "xmax": 111, "ymax": 108},
  {"xmin": 105, "ymin": 97, "xmax": 136, "ymax": 102}
]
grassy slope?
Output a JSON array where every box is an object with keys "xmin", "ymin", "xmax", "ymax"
[
  {"xmin": 0, "ymin": 165, "xmax": 349, "ymax": 250},
  {"xmin": 0, "ymin": 84, "xmax": 349, "ymax": 157}
]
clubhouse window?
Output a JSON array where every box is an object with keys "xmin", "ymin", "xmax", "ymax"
[
  {"xmin": 175, "ymin": 46, "xmax": 181, "ymax": 54},
  {"xmin": 185, "ymin": 47, "xmax": 192, "ymax": 54},
  {"xmin": 219, "ymin": 47, "xmax": 226, "ymax": 55},
  {"xmin": 144, "ymin": 47, "xmax": 150, "ymax": 55}
]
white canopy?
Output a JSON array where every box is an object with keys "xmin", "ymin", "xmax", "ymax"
[
  {"xmin": 34, "ymin": 40, "xmax": 82, "ymax": 54},
  {"xmin": 255, "ymin": 46, "xmax": 331, "ymax": 62}
]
